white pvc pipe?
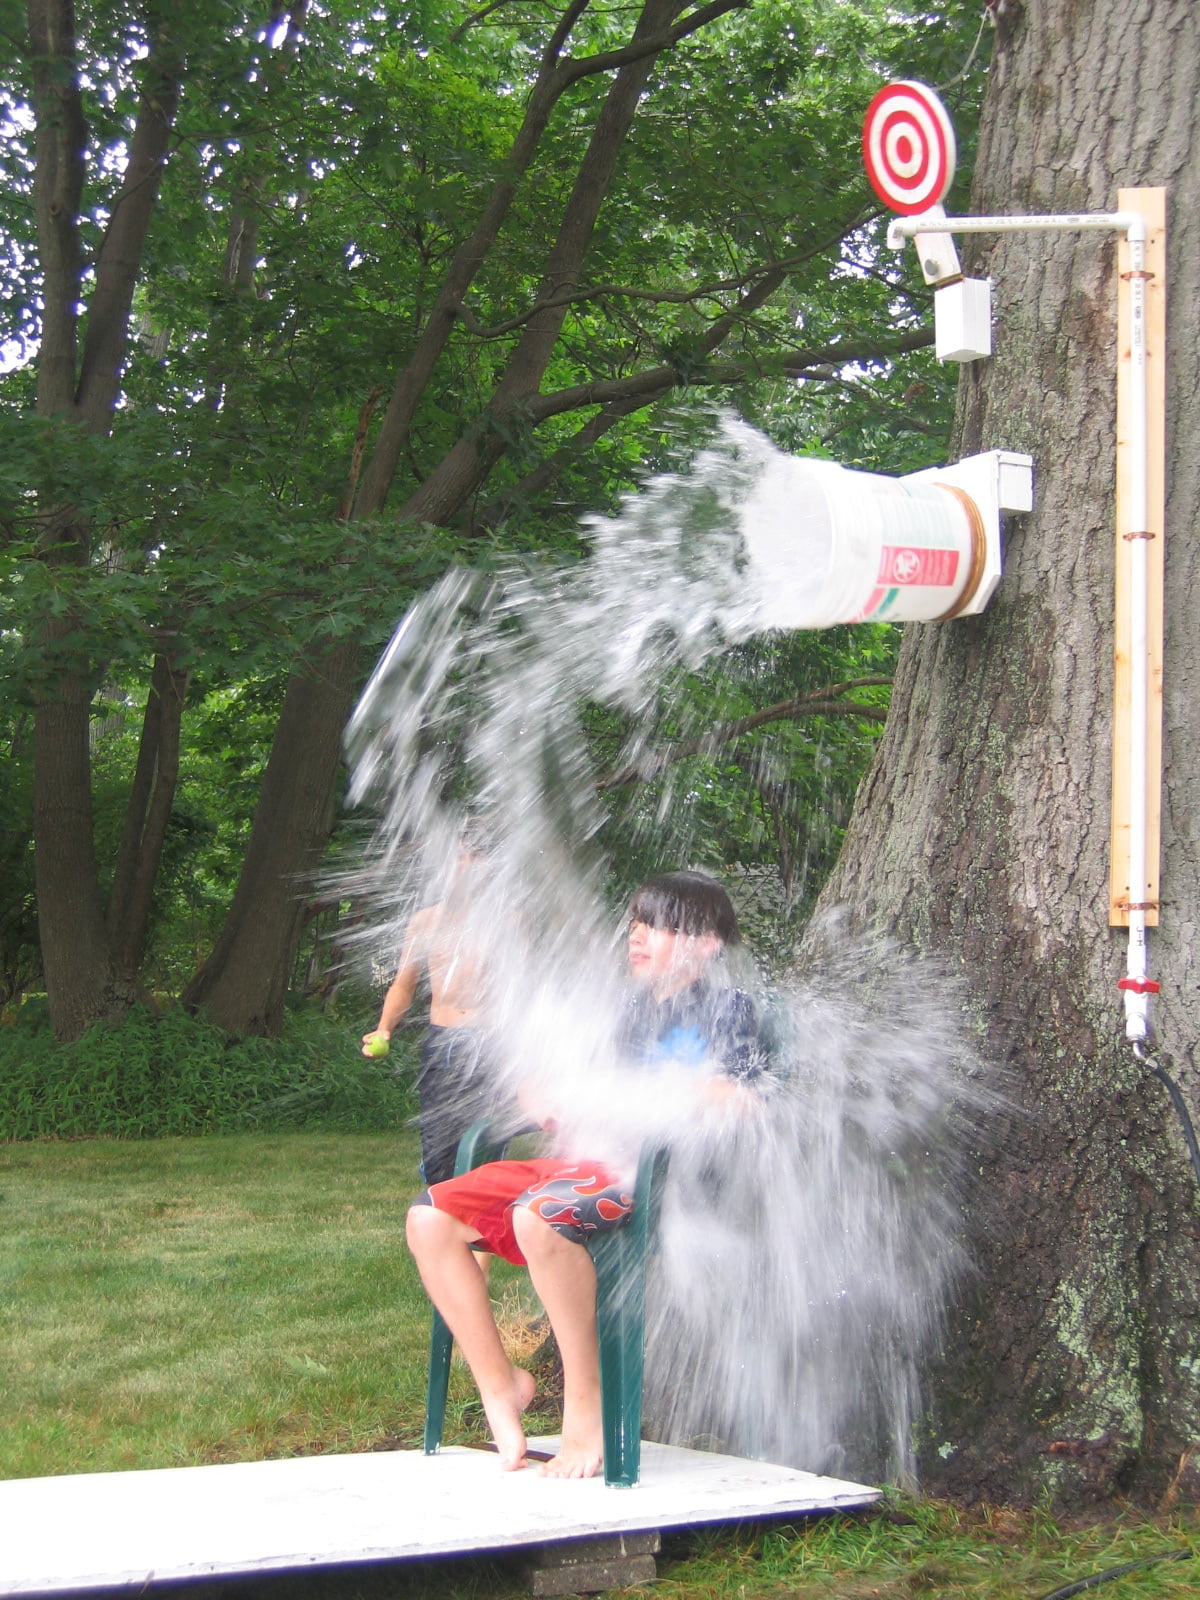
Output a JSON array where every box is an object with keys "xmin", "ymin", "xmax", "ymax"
[
  {"xmin": 890, "ymin": 208, "xmax": 1155, "ymax": 1040},
  {"xmin": 887, "ymin": 211, "xmax": 1145, "ymax": 247},
  {"xmin": 1124, "ymin": 225, "xmax": 1152, "ymax": 1041}
]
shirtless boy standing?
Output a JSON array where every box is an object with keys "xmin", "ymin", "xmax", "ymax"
[{"xmin": 363, "ymin": 847, "xmax": 495, "ymax": 1187}]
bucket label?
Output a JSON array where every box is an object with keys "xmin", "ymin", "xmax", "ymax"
[
  {"xmin": 877, "ymin": 544, "xmax": 959, "ymax": 587},
  {"xmin": 858, "ymin": 586, "xmax": 899, "ymax": 620}
]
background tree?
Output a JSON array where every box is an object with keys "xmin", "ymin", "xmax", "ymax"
[
  {"xmin": 817, "ymin": 0, "xmax": 1200, "ymax": 1507},
  {"xmin": 4, "ymin": 0, "xmax": 985, "ymax": 1038}
]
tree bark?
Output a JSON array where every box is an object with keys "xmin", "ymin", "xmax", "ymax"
[
  {"xmin": 180, "ymin": 639, "xmax": 360, "ymax": 1033},
  {"xmin": 32, "ymin": 640, "xmax": 112, "ymax": 1037},
  {"xmin": 28, "ymin": 0, "xmax": 87, "ymax": 417},
  {"xmin": 27, "ymin": 0, "xmax": 188, "ymax": 1037},
  {"xmin": 106, "ymin": 651, "xmax": 190, "ymax": 986},
  {"xmin": 814, "ymin": 0, "xmax": 1200, "ymax": 1509},
  {"xmin": 75, "ymin": 3, "xmax": 185, "ymax": 430}
]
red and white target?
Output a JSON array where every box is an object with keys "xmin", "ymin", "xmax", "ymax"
[{"xmin": 862, "ymin": 81, "xmax": 956, "ymax": 215}]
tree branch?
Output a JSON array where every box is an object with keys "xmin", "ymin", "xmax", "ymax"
[
  {"xmin": 596, "ymin": 678, "xmax": 893, "ymax": 791},
  {"xmin": 352, "ymin": 0, "xmax": 595, "ymax": 514},
  {"xmin": 399, "ymin": 0, "xmax": 696, "ymax": 525},
  {"xmin": 470, "ymin": 394, "xmax": 647, "ymax": 533},
  {"xmin": 558, "ymin": 0, "xmax": 748, "ymax": 88},
  {"xmin": 527, "ymin": 327, "xmax": 936, "ymax": 424},
  {"xmin": 29, "ymin": 0, "xmax": 88, "ymax": 418},
  {"xmin": 817, "ymin": 374, "xmax": 939, "ymax": 443},
  {"xmin": 76, "ymin": 14, "xmax": 188, "ymax": 429},
  {"xmin": 453, "ymin": 237, "xmax": 855, "ymax": 340},
  {"xmin": 448, "ymin": 0, "xmax": 529, "ymax": 46},
  {"xmin": 336, "ymin": 386, "xmax": 387, "ymax": 519},
  {"xmin": 490, "ymin": 207, "xmax": 877, "ymax": 514}
]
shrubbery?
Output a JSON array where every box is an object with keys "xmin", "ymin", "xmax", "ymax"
[{"xmin": 0, "ymin": 1005, "xmax": 418, "ymax": 1140}]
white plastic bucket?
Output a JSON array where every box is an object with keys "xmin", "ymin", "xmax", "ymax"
[{"xmin": 738, "ymin": 455, "xmax": 984, "ymax": 630}]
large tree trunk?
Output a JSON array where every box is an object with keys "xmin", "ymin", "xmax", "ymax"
[
  {"xmin": 816, "ymin": 0, "xmax": 1200, "ymax": 1508},
  {"xmin": 28, "ymin": 0, "xmax": 186, "ymax": 1038},
  {"xmin": 180, "ymin": 640, "xmax": 359, "ymax": 1034},
  {"xmin": 106, "ymin": 652, "xmax": 190, "ymax": 986},
  {"xmin": 32, "ymin": 633, "xmax": 112, "ymax": 1037}
]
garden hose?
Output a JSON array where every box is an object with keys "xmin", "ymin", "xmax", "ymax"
[
  {"xmin": 1036, "ymin": 1545, "xmax": 1193, "ymax": 1599},
  {"xmin": 1134, "ymin": 1041, "xmax": 1200, "ymax": 1197}
]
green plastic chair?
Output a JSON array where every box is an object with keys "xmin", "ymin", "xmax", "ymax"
[{"xmin": 422, "ymin": 1120, "xmax": 666, "ymax": 1487}]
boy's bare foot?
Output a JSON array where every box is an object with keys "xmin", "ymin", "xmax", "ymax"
[
  {"xmin": 539, "ymin": 1425, "xmax": 603, "ymax": 1479},
  {"xmin": 480, "ymin": 1365, "xmax": 537, "ymax": 1471},
  {"xmin": 513, "ymin": 1365, "xmax": 537, "ymax": 1413}
]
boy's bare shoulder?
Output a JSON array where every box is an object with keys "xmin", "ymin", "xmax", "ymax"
[
  {"xmin": 405, "ymin": 900, "xmax": 466, "ymax": 948},
  {"xmin": 397, "ymin": 902, "xmax": 442, "ymax": 956}
]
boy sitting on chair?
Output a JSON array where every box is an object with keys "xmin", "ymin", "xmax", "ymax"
[{"xmin": 405, "ymin": 871, "xmax": 764, "ymax": 1479}]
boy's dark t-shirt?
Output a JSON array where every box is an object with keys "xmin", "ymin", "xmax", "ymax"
[
  {"xmin": 414, "ymin": 977, "xmax": 764, "ymax": 1262},
  {"xmin": 617, "ymin": 979, "xmax": 764, "ymax": 1082}
]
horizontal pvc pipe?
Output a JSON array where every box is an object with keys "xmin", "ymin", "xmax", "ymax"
[{"xmin": 887, "ymin": 211, "xmax": 1145, "ymax": 246}]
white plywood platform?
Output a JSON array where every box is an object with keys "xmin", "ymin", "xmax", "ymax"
[{"xmin": 0, "ymin": 1438, "xmax": 879, "ymax": 1595}]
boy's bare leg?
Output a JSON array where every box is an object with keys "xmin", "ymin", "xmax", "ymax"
[
  {"xmin": 406, "ymin": 1205, "xmax": 535, "ymax": 1469},
  {"xmin": 512, "ymin": 1206, "xmax": 604, "ymax": 1480}
]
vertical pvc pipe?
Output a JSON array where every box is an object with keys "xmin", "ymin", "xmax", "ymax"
[{"xmin": 1123, "ymin": 217, "xmax": 1152, "ymax": 1041}]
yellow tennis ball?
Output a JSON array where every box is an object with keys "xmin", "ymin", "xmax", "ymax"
[{"xmin": 364, "ymin": 1034, "xmax": 390, "ymax": 1059}]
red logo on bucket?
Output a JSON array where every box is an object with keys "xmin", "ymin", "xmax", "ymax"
[{"xmin": 879, "ymin": 545, "xmax": 959, "ymax": 587}]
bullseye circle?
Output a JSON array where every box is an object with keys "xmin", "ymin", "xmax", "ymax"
[{"xmin": 862, "ymin": 81, "xmax": 956, "ymax": 215}]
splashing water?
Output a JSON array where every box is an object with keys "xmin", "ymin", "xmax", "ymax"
[
  {"xmin": 339, "ymin": 419, "xmax": 990, "ymax": 1484},
  {"xmin": 644, "ymin": 921, "xmax": 982, "ymax": 1479}
]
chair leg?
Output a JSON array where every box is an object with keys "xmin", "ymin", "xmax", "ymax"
[
  {"xmin": 594, "ymin": 1228, "xmax": 647, "ymax": 1487},
  {"xmin": 593, "ymin": 1145, "xmax": 665, "ymax": 1487},
  {"xmin": 424, "ymin": 1308, "xmax": 454, "ymax": 1454}
]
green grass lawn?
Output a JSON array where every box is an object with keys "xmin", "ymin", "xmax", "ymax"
[
  {"xmin": 0, "ymin": 1131, "xmax": 452, "ymax": 1478},
  {"xmin": 1, "ymin": 1133, "xmax": 1197, "ymax": 1599}
]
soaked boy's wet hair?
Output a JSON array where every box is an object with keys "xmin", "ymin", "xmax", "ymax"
[{"xmin": 627, "ymin": 871, "xmax": 741, "ymax": 945}]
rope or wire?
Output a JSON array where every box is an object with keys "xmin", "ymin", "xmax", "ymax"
[
  {"xmin": 934, "ymin": 8, "xmax": 992, "ymax": 93},
  {"xmin": 1036, "ymin": 1547, "xmax": 1192, "ymax": 1600}
]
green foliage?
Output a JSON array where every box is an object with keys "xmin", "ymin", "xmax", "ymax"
[
  {"xmin": 650, "ymin": 1500, "xmax": 1200, "ymax": 1599},
  {"xmin": 0, "ymin": 1006, "xmax": 419, "ymax": 1140},
  {"xmin": 594, "ymin": 621, "xmax": 898, "ymax": 964},
  {"xmin": 1, "ymin": 0, "xmax": 991, "ymax": 1026},
  {"xmin": 0, "ymin": 410, "xmax": 463, "ymax": 701},
  {"xmin": 87, "ymin": 676, "xmax": 313, "ymax": 991}
]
